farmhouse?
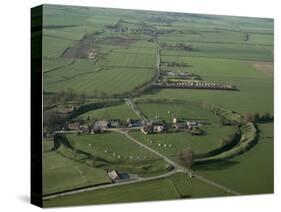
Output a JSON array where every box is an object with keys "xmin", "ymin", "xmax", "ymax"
[
  {"xmin": 141, "ymin": 121, "xmax": 168, "ymax": 135},
  {"xmin": 107, "ymin": 119, "xmax": 120, "ymax": 128},
  {"xmin": 55, "ymin": 106, "xmax": 74, "ymax": 114},
  {"xmin": 127, "ymin": 119, "xmax": 145, "ymax": 128},
  {"xmin": 186, "ymin": 121, "xmax": 200, "ymax": 128},
  {"xmin": 107, "ymin": 170, "xmax": 120, "ymax": 182},
  {"xmin": 91, "ymin": 126, "xmax": 104, "ymax": 134},
  {"xmin": 94, "ymin": 120, "xmax": 108, "ymax": 129},
  {"xmin": 67, "ymin": 122, "xmax": 81, "ymax": 130},
  {"xmin": 80, "ymin": 124, "xmax": 90, "ymax": 133}
]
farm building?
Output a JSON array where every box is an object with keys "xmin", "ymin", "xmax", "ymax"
[
  {"xmin": 67, "ymin": 122, "xmax": 81, "ymax": 130},
  {"xmin": 127, "ymin": 119, "xmax": 145, "ymax": 128},
  {"xmin": 186, "ymin": 121, "xmax": 200, "ymax": 128},
  {"xmin": 94, "ymin": 120, "xmax": 108, "ymax": 129},
  {"xmin": 141, "ymin": 121, "xmax": 168, "ymax": 135},
  {"xmin": 91, "ymin": 126, "xmax": 104, "ymax": 134},
  {"xmin": 107, "ymin": 170, "xmax": 120, "ymax": 182},
  {"xmin": 80, "ymin": 124, "xmax": 90, "ymax": 133},
  {"xmin": 55, "ymin": 106, "xmax": 74, "ymax": 114},
  {"xmin": 107, "ymin": 119, "xmax": 121, "ymax": 128}
]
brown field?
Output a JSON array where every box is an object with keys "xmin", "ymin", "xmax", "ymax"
[{"xmin": 251, "ymin": 61, "xmax": 273, "ymax": 76}]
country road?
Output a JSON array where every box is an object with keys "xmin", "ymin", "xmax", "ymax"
[
  {"xmin": 115, "ymin": 129, "xmax": 182, "ymax": 170},
  {"xmin": 44, "ymin": 167, "xmax": 180, "ymax": 201},
  {"xmin": 125, "ymin": 98, "xmax": 147, "ymax": 122}
]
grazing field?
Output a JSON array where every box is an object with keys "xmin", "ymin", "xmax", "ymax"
[
  {"xmin": 44, "ymin": 66, "xmax": 155, "ymax": 95},
  {"xmin": 135, "ymin": 101, "xmax": 220, "ymax": 121},
  {"xmin": 129, "ymin": 127, "xmax": 235, "ymax": 164},
  {"xmin": 43, "ymin": 151, "xmax": 111, "ymax": 195},
  {"xmin": 160, "ymin": 42, "xmax": 273, "ymax": 61},
  {"xmin": 78, "ymin": 102, "xmax": 139, "ymax": 121},
  {"xmin": 43, "ymin": 172, "xmax": 227, "ymax": 207},
  {"xmin": 138, "ymin": 59, "xmax": 273, "ymax": 114},
  {"xmin": 43, "ymin": 35, "xmax": 74, "ymax": 58},
  {"xmin": 100, "ymin": 52, "xmax": 156, "ymax": 68},
  {"xmin": 194, "ymin": 123, "xmax": 273, "ymax": 195},
  {"xmin": 64, "ymin": 133, "xmax": 171, "ymax": 176}
]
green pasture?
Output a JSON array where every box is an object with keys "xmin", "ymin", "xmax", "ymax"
[
  {"xmin": 43, "ymin": 151, "xmax": 111, "ymax": 195},
  {"xmin": 44, "ymin": 66, "xmax": 155, "ymax": 95},
  {"xmin": 78, "ymin": 102, "xmax": 138, "ymax": 121},
  {"xmin": 43, "ymin": 58, "xmax": 73, "ymax": 72},
  {"xmin": 140, "ymin": 57, "xmax": 273, "ymax": 114},
  {"xmin": 65, "ymin": 133, "xmax": 170, "ymax": 176},
  {"xmin": 43, "ymin": 172, "xmax": 227, "ymax": 207},
  {"xmin": 43, "ymin": 35, "xmax": 73, "ymax": 58},
  {"xmin": 129, "ymin": 124, "xmax": 235, "ymax": 163},
  {"xmin": 160, "ymin": 42, "xmax": 272, "ymax": 61},
  {"xmin": 194, "ymin": 122, "xmax": 273, "ymax": 195},
  {"xmin": 100, "ymin": 52, "xmax": 156, "ymax": 68}
]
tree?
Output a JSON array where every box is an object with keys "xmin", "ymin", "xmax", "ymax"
[
  {"xmin": 190, "ymin": 127, "xmax": 203, "ymax": 136},
  {"xmin": 79, "ymin": 92, "xmax": 87, "ymax": 104},
  {"xmin": 244, "ymin": 112, "xmax": 255, "ymax": 122},
  {"xmin": 178, "ymin": 148, "xmax": 194, "ymax": 169}
]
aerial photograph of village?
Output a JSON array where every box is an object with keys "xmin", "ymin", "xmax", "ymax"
[{"xmin": 38, "ymin": 4, "xmax": 274, "ymax": 207}]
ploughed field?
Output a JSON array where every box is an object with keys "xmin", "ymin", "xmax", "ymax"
[{"xmin": 41, "ymin": 4, "xmax": 273, "ymax": 207}]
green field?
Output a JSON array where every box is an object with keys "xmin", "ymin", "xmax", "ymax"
[
  {"xmin": 43, "ymin": 151, "xmax": 111, "ymax": 195},
  {"xmin": 61, "ymin": 133, "xmax": 171, "ymax": 176},
  {"xmin": 43, "ymin": 172, "xmax": 227, "ymax": 207},
  {"xmin": 194, "ymin": 122, "xmax": 273, "ymax": 195},
  {"xmin": 41, "ymin": 4, "xmax": 273, "ymax": 207},
  {"xmin": 78, "ymin": 102, "xmax": 139, "ymax": 121}
]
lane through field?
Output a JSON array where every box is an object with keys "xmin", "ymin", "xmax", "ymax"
[{"xmin": 113, "ymin": 129, "xmax": 242, "ymax": 196}]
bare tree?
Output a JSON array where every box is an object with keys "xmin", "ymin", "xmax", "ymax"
[{"xmin": 178, "ymin": 148, "xmax": 194, "ymax": 169}]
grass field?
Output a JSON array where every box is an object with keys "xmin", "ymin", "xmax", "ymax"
[
  {"xmin": 44, "ymin": 66, "xmax": 155, "ymax": 95},
  {"xmin": 43, "ymin": 151, "xmax": 111, "ymax": 195},
  {"xmin": 64, "ymin": 133, "xmax": 171, "ymax": 176},
  {"xmin": 194, "ymin": 122, "xmax": 273, "ymax": 195},
  {"xmin": 78, "ymin": 102, "xmax": 139, "ymax": 121},
  {"xmin": 43, "ymin": 172, "xmax": 227, "ymax": 207},
  {"xmin": 155, "ymin": 56, "xmax": 273, "ymax": 114}
]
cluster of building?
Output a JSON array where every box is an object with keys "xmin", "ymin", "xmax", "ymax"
[
  {"xmin": 64, "ymin": 118, "xmax": 145, "ymax": 134},
  {"xmin": 141, "ymin": 121, "xmax": 169, "ymax": 135},
  {"xmin": 162, "ymin": 70, "xmax": 194, "ymax": 78},
  {"xmin": 155, "ymin": 81, "xmax": 237, "ymax": 90},
  {"xmin": 140, "ymin": 118, "xmax": 204, "ymax": 135},
  {"xmin": 63, "ymin": 117, "xmax": 204, "ymax": 136}
]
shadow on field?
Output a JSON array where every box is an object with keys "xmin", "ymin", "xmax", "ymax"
[
  {"xmin": 143, "ymin": 87, "xmax": 161, "ymax": 95},
  {"xmin": 193, "ymin": 160, "xmax": 240, "ymax": 171}
]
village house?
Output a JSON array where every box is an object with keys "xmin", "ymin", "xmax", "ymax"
[
  {"xmin": 127, "ymin": 119, "xmax": 144, "ymax": 128},
  {"xmin": 67, "ymin": 122, "xmax": 81, "ymax": 131},
  {"xmin": 186, "ymin": 121, "xmax": 200, "ymax": 128},
  {"xmin": 107, "ymin": 170, "xmax": 120, "ymax": 182},
  {"xmin": 141, "ymin": 121, "xmax": 168, "ymax": 135},
  {"xmin": 94, "ymin": 120, "xmax": 108, "ymax": 129},
  {"xmin": 91, "ymin": 126, "xmax": 104, "ymax": 134},
  {"xmin": 107, "ymin": 119, "xmax": 120, "ymax": 128},
  {"xmin": 55, "ymin": 106, "xmax": 74, "ymax": 114},
  {"xmin": 80, "ymin": 124, "xmax": 90, "ymax": 133}
]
